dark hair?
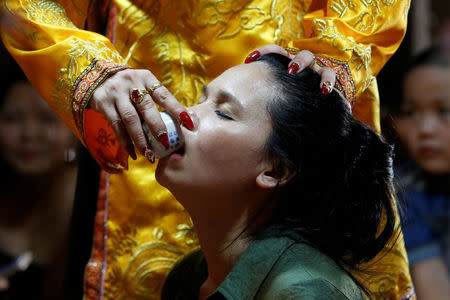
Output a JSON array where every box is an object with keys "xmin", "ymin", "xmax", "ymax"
[
  {"xmin": 406, "ymin": 44, "xmax": 449, "ymax": 70},
  {"xmin": 257, "ymin": 53, "xmax": 398, "ymax": 295},
  {"xmin": 395, "ymin": 45, "xmax": 450, "ymax": 113},
  {"xmin": 0, "ymin": 41, "xmax": 28, "ymax": 106}
]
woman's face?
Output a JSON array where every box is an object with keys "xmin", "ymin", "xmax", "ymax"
[
  {"xmin": 396, "ymin": 65, "xmax": 450, "ymax": 174},
  {"xmin": 0, "ymin": 81, "xmax": 76, "ymax": 175},
  {"xmin": 156, "ymin": 62, "xmax": 275, "ymax": 194}
]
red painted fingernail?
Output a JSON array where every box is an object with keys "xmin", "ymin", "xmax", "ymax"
[
  {"xmin": 321, "ymin": 82, "xmax": 332, "ymax": 95},
  {"xmin": 142, "ymin": 146, "xmax": 155, "ymax": 163},
  {"xmin": 245, "ymin": 50, "xmax": 261, "ymax": 64},
  {"xmin": 157, "ymin": 131, "xmax": 170, "ymax": 150},
  {"xmin": 180, "ymin": 111, "xmax": 194, "ymax": 130},
  {"xmin": 287, "ymin": 62, "xmax": 300, "ymax": 74},
  {"xmin": 128, "ymin": 144, "xmax": 137, "ymax": 160}
]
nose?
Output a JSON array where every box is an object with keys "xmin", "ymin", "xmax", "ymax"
[
  {"xmin": 21, "ymin": 119, "xmax": 41, "ymax": 140},
  {"xmin": 417, "ymin": 113, "xmax": 440, "ymax": 137},
  {"xmin": 185, "ymin": 102, "xmax": 205, "ymax": 130}
]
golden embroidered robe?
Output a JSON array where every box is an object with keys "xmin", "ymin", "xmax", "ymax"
[{"xmin": 0, "ymin": 0, "xmax": 414, "ymax": 299}]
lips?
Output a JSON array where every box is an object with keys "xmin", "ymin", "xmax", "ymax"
[
  {"xmin": 173, "ymin": 146, "xmax": 185, "ymax": 156},
  {"xmin": 418, "ymin": 146, "xmax": 441, "ymax": 159},
  {"xmin": 169, "ymin": 145, "xmax": 185, "ymax": 160},
  {"xmin": 18, "ymin": 149, "xmax": 40, "ymax": 160}
]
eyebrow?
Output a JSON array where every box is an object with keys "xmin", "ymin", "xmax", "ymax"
[{"xmin": 202, "ymin": 85, "xmax": 244, "ymax": 110}]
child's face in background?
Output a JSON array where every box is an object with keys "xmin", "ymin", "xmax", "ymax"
[
  {"xmin": 395, "ymin": 65, "xmax": 450, "ymax": 174},
  {"xmin": 0, "ymin": 81, "xmax": 76, "ymax": 175}
]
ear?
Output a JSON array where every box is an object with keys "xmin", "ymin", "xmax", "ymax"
[{"xmin": 256, "ymin": 163, "xmax": 295, "ymax": 189}]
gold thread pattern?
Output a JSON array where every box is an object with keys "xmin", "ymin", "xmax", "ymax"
[
  {"xmin": 195, "ymin": 1, "xmax": 267, "ymax": 39},
  {"xmin": 105, "ymin": 223, "xmax": 198, "ymax": 299},
  {"xmin": 21, "ymin": 0, "xmax": 76, "ymax": 27},
  {"xmin": 312, "ymin": 18, "xmax": 373, "ymax": 91},
  {"xmin": 330, "ymin": 0, "xmax": 357, "ymax": 18},
  {"xmin": 53, "ymin": 37, "xmax": 125, "ymax": 118}
]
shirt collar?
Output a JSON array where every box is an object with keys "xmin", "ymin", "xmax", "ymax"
[{"xmin": 207, "ymin": 229, "xmax": 300, "ymax": 300}]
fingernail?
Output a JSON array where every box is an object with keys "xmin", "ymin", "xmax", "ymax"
[
  {"xmin": 321, "ymin": 82, "xmax": 332, "ymax": 95},
  {"xmin": 180, "ymin": 111, "xmax": 194, "ymax": 130},
  {"xmin": 287, "ymin": 62, "xmax": 300, "ymax": 74},
  {"xmin": 157, "ymin": 131, "xmax": 170, "ymax": 150},
  {"xmin": 128, "ymin": 144, "xmax": 137, "ymax": 160},
  {"xmin": 142, "ymin": 146, "xmax": 155, "ymax": 163},
  {"xmin": 244, "ymin": 50, "xmax": 261, "ymax": 64}
]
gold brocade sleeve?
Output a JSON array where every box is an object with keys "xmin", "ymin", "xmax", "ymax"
[
  {"xmin": 283, "ymin": 0, "xmax": 410, "ymax": 132},
  {"xmin": 0, "ymin": 0, "xmax": 128, "ymax": 172}
]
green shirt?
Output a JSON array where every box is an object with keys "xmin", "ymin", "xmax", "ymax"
[{"xmin": 162, "ymin": 230, "xmax": 366, "ymax": 299}]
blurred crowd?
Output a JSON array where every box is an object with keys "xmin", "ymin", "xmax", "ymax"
[{"xmin": 0, "ymin": 0, "xmax": 449, "ymax": 299}]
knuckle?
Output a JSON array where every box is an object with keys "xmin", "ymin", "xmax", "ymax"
[
  {"xmin": 121, "ymin": 110, "xmax": 138, "ymax": 124},
  {"xmin": 139, "ymin": 98, "xmax": 155, "ymax": 110},
  {"xmin": 153, "ymin": 87, "xmax": 171, "ymax": 102},
  {"xmin": 109, "ymin": 84, "xmax": 119, "ymax": 93},
  {"xmin": 120, "ymin": 69, "xmax": 134, "ymax": 80},
  {"xmin": 298, "ymin": 49, "xmax": 313, "ymax": 57},
  {"xmin": 141, "ymin": 69, "xmax": 153, "ymax": 77},
  {"xmin": 324, "ymin": 67, "xmax": 336, "ymax": 76},
  {"xmin": 264, "ymin": 44, "xmax": 281, "ymax": 51},
  {"xmin": 109, "ymin": 118, "xmax": 122, "ymax": 128},
  {"xmin": 133, "ymin": 134, "xmax": 148, "ymax": 147}
]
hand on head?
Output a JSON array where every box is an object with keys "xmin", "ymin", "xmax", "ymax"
[{"xmin": 244, "ymin": 44, "xmax": 337, "ymax": 95}]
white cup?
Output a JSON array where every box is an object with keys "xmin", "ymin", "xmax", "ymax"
[{"xmin": 142, "ymin": 111, "xmax": 184, "ymax": 158}]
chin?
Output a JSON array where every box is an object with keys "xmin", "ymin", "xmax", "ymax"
[
  {"xmin": 155, "ymin": 161, "xmax": 168, "ymax": 187},
  {"xmin": 13, "ymin": 164, "xmax": 53, "ymax": 176},
  {"xmin": 421, "ymin": 162, "xmax": 450, "ymax": 175},
  {"xmin": 155, "ymin": 159, "xmax": 179, "ymax": 190}
]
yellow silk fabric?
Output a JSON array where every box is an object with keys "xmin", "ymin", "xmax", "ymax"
[{"xmin": 1, "ymin": 0, "xmax": 413, "ymax": 299}]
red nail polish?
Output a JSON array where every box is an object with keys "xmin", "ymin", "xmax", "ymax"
[
  {"xmin": 128, "ymin": 145, "xmax": 137, "ymax": 160},
  {"xmin": 244, "ymin": 50, "xmax": 261, "ymax": 64},
  {"xmin": 321, "ymin": 83, "xmax": 332, "ymax": 95},
  {"xmin": 180, "ymin": 111, "xmax": 194, "ymax": 130},
  {"xmin": 287, "ymin": 63, "xmax": 300, "ymax": 74},
  {"xmin": 157, "ymin": 132, "xmax": 170, "ymax": 150}
]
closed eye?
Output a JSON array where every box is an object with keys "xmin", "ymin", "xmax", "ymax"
[{"xmin": 215, "ymin": 110, "xmax": 233, "ymax": 120}]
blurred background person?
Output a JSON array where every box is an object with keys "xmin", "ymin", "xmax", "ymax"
[
  {"xmin": 393, "ymin": 45, "xmax": 450, "ymax": 300},
  {"xmin": 376, "ymin": 2, "xmax": 449, "ymax": 298},
  {"xmin": 0, "ymin": 45, "xmax": 79, "ymax": 300}
]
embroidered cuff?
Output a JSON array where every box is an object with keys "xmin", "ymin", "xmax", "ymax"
[
  {"xmin": 284, "ymin": 47, "xmax": 356, "ymax": 106},
  {"xmin": 313, "ymin": 55, "xmax": 356, "ymax": 105},
  {"xmin": 71, "ymin": 59, "xmax": 130, "ymax": 144}
]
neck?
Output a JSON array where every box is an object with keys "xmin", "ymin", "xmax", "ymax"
[
  {"xmin": 193, "ymin": 211, "xmax": 253, "ymax": 300},
  {"xmin": 171, "ymin": 187, "xmax": 274, "ymax": 298}
]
